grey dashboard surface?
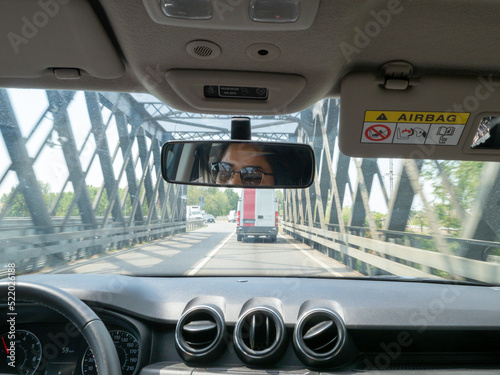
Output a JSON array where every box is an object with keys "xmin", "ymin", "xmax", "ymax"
[
  {"xmin": 20, "ymin": 274, "xmax": 500, "ymax": 328},
  {"xmin": 139, "ymin": 362, "xmax": 500, "ymax": 375}
]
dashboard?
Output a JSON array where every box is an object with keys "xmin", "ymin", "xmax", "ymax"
[
  {"xmin": 2, "ymin": 274, "xmax": 500, "ymax": 375},
  {"xmin": 0, "ymin": 305, "xmax": 149, "ymax": 375}
]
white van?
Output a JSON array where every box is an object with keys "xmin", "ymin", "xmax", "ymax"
[
  {"xmin": 187, "ymin": 205, "xmax": 203, "ymax": 220},
  {"xmin": 236, "ymin": 189, "xmax": 278, "ymax": 242},
  {"xmin": 228, "ymin": 210, "xmax": 237, "ymax": 222}
]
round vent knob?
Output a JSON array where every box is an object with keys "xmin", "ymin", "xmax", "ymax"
[
  {"xmin": 293, "ymin": 308, "xmax": 346, "ymax": 367},
  {"xmin": 175, "ymin": 306, "xmax": 226, "ymax": 363},
  {"xmin": 233, "ymin": 307, "xmax": 287, "ymax": 365}
]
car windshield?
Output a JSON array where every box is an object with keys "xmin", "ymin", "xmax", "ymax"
[{"xmin": 1, "ymin": 89, "xmax": 499, "ymax": 285}]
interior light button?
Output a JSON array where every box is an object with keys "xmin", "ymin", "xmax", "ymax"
[
  {"xmin": 160, "ymin": 0, "xmax": 212, "ymax": 20},
  {"xmin": 250, "ymin": 0, "xmax": 300, "ymax": 23}
]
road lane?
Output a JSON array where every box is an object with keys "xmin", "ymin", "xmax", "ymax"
[
  {"xmin": 53, "ymin": 222, "xmax": 235, "ymax": 275},
  {"xmin": 191, "ymin": 229, "xmax": 359, "ymax": 277},
  {"xmin": 51, "ymin": 221, "xmax": 358, "ymax": 277}
]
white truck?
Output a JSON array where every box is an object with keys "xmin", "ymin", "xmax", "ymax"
[
  {"xmin": 236, "ymin": 189, "xmax": 279, "ymax": 242},
  {"xmin": 187, "ymin": 205, "xmax": 204, "ymax": 220}
]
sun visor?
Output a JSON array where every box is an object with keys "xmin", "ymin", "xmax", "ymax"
[
  {"xmin": 339, "ymin": 71, "xmax": 500, "ymax": 161},
  {"xmin": 0, "ymin": 0, "xmax": 124, "ymax": 79}
]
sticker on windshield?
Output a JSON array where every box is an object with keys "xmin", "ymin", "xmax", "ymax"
[{"xmin": 362, "ymin": 111, "xmax": 469, "ymax": 145}]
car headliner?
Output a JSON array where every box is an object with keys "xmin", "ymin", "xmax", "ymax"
[{"xmin": 1, "ymin": 0, "xmax": 498, "ymax": 116}]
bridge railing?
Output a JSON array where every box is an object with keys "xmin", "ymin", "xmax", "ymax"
[
  {"xmin": 0, "ymin": 221, "xmax": 187, "ymax": 273},
  {"xmin": 322, "ymin": 223, "xmax": 500, "ymax": 258},
  {"xmin": 283, "ymin": 222, "xmax": 500, "ymax": 285},
  {"xmin": 187, "ymin": 219, "xmax": 206, "ymax": 231}
]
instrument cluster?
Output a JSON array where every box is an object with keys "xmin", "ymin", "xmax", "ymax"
[{"xmin": 0, "ymin": 307, "xmax": 147, "ymax": 375}]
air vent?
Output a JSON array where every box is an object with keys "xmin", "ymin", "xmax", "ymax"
[
  {"xmin": 293, "ymin": 308, "xmax": 346, "ymax": 367},
  {"xmin": 234, "ymin": 307, "xmax": 287, "ymax": 365},
  {"xmin": 186, "ymin": 40, "xmax": 221, "ymax": 59},
  {"xmin": 175, "ymin": 306, "xmax": 226, "ymax": 363}
]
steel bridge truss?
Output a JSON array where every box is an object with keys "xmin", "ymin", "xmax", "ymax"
[{"xmin": 0, "ymin": 90, "xmax": 499, "ymax": 280}]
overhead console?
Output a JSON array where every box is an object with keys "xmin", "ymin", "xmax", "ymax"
[
  {"xmin": 0, "ymin": 0, "xmax": 124, "ymax": 79},
  {"xmin": 142, "ymin": 0, "xmax": 320, "ymax": 31},
  {"xmin": 339, "ymin": 62, "xmax": 500, "ymax": 161},
  {"xmin": 165, "ymin": 70, "xmax": 306, "ymax": 114}
]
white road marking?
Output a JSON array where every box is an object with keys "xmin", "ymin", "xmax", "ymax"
[
  {"xmin": 187, "ymin": 231, "xmax": 235, "ymax": 276},
  {"xmin": 279, "ymin": 233, "xmax": 344, "ymax": 277}
]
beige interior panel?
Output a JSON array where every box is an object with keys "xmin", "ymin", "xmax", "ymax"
[
  {"xmin": 2, "ymin": 0, "xmax": 500, "ymax": 115},
  {"xmin": 339, "ymin": 72, "xmax": 500, "ymax": 162},
  {"xmin": 0, "ymin": 0, "xmax": 124, "ymax": 79}
]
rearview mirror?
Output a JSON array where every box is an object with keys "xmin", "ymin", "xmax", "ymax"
[{"xmin": 161, "ymin": 141, "xmax": 315, "ymax": 188}]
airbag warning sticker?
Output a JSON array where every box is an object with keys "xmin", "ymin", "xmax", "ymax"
[{"xmin": 361, "ymin": 111, "xmax": 470, "ymax": 145}]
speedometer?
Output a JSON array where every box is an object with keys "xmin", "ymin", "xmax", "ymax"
[
  {"xmin": 82, "ymin": 330, "xmax": 139, "ymax": 375},
  {"xmin": 0, "ymin": 330, "xmax": 42, "ymax": 375}
]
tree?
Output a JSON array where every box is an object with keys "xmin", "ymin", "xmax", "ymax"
[
  {"xmin": 186, "ymin": 186, "xmax": 238, "ymax": 217},
  {"xmin": 1, "ymin": 186, "xmax": 30, "ymax": 217},
  {"xmin": 203, "ymin": 190, "xmax": 228, "ymax": 217},
  {"xmin": 275, "ymin": 190, "xmax": 284, "ymax": 215},
  {"xmin": 372, "ymin": 211, "xmax": 386, "ymax": 229},
  {"xmin": 224, "ymin": 189, "xmax": 239, "ymax": 212},
  {"xmin": 0, "ymin": 182, "xmax": 51, "ymax": 217},
  {"xmin": 420, "ymin": 161, "xmax": 484, "ymax": 231}
]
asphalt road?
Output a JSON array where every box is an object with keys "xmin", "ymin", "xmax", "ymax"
[{"xmin": 52, "ymin": 222, "xmax": 359, "ymax": 277}]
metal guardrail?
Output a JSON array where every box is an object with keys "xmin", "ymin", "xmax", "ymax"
[
  {"xmin": 318, "ymin": 223, "xmax": 500, "ymax": 252},
  {"xmin": 0, "ymin": 218, "xmax": 206, "ymax": 274},
  {"xmin": 187, "ymin": 219, "xmax": 206, "ymax": 231},
  {"xmin": 283, "ymin": 222, "xmax": 500, "ymax": 285},
  {"xmin": 0, "ymin": 222, "xmax": 187, "ymax": 272}
]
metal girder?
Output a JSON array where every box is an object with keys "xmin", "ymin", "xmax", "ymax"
[
  {"xmin": 0, "ymin": 89, "xmax": 53, "ymax": 233},
  {"xmin": 152, "ymin": 136, "xmax": 166, "ymax": 222},
  {"xmin": 328, "ymin": 153, "xmax": 349, "ymax": 226},
  {"xmin": 142, "ymin": 101, "xmax": 301, "ymax": 122},
  {"xmin": 47, "ymin": 91, "xmax": 97, "ymax": 229},
  {"xmin": 85, "ymin": 92, "xmax": 124, "ymax": 223},
  {"xmin": 99, "ymin": 93, "xmax": 165, "ymax": 140},
  {"xmin": 168, "ymin": 132, "xmax": 291, "ymax": 142},
  {"xmin": 299, "ymin": 108, "xmax": 314, "ymax": 141},
  {"xmin": 115, "ymin": 112, "xmax": 144, "ymax": 224},
  {"xmin": 135, "ymin": 128, "xmax": 157, "ymax": 222},
  {"xmin": 349, "ymin": 159, "xmax": 378, "ymax": 227},
  {"xmin": 318, "ymin": 100, "xmax": 340, "ymax": 218}
]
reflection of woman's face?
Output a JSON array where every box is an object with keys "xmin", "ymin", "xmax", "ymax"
[{"xmin": 221, "ymin": 143, "xmax": 275, "ymax": 186}]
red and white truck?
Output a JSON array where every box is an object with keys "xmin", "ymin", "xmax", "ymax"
[{"xmin": 236, "ymin": 189, "xmax": 279, "ymax": 242}]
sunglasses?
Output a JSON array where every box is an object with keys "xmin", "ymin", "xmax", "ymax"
[{"xmin": 210, "ymin": 162, "xmax": 274, "ymax": 186}]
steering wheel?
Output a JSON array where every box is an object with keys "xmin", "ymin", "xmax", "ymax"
[{"xmin": 0, "ymin": 281, "xmax": 122, "ymax": 374}]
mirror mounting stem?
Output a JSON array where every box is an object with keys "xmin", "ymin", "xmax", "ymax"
[{"xmin": 231, "ymin": 117, "xmax": 251, "ymax": 140}]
